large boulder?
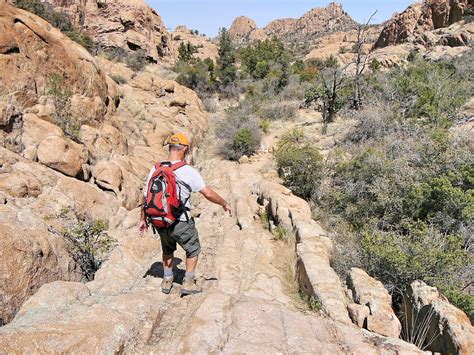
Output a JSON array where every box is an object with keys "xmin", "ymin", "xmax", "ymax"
[
  {"xmin": 346, "ymin": 268, "xmax": 401, "ymax": 338},
  {"xmin": 42, "ymin": 0, "xmax": 174, "ymax": 63},
  {"xmin": 404, "ymin": 281, "xmax": 474, "ymax": 354},
  {"xmin": 37, "ymin": 136, "xmax": 88, "ymax": 177},
  {"xmin": 0, "ymin": 222, "xmax": 82, "ymax": 325},
  {"xmin": 0, "ymin": 4, "xmax": 109, "ymax": 120},
  {"xmin": 374, "ymin": 0, "xmax": 471, "ymax": 48}
]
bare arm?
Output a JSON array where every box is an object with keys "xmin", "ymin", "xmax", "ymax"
[{"xmin": 200, "ymin": 186, "xmax": 232, "ymax": 216}]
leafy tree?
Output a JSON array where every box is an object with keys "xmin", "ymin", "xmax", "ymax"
[
  {"xmin": 178, "ymin": 41, "xmax": 198, "ymax": 63},
  {"xmin": 175, "ymin": 58, "xmax": 217, "ymax": 95},
  {"xmin": 239, "ymin": 37, "xmax": 292, "ymax": 88},
  {"xmin": 217, "ymin": 28, "xmax": 237, "ymax": 86}
]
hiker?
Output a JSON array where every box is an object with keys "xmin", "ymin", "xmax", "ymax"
[{"xmin": 139, "ymin": 133, "xmax": 232, "ymax": 295}]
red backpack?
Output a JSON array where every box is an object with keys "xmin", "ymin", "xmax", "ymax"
[{"xmin": 144, "ymin": 161, "xmax": 189, "ymax": 229}]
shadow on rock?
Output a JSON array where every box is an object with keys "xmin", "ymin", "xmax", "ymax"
[{"xmin": 143, "ymin": 259, "xmax": 186, "ymax": 284}]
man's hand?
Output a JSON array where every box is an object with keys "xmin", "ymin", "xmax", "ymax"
[
  {"xmin": 138, "ymin": 219, "xmax": 148, "ymax": 237},
  {"xmin": 223, "ymin": 203, "xmax": 232, "ymax": 216},
  {"xmin": 200, "ymin": 187, "xmax": 233, "ymax": 217}
]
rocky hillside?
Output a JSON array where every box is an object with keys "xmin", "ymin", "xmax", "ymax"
[
  {"xmin": 35, "ymin": 0, "xmax": 174, "ymax": 63},
  {"xmin": 229, "ymin": 2, "xmax": 356, "ymax": 46},
  {"xmin": 171, "ymin": 25, "xmax": 218, "ymax": 61},
  {"xmin": 375, "ymin": 0, "xmax": 471, "ymax": 48},
  {"xmin": 0, "ymin": 1, "xmax": 207, "ymax": 325}
]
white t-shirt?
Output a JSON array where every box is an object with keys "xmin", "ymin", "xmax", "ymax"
[{"xmin": 143, "ymin": 161, "xmax": 206, "ymax": 221}]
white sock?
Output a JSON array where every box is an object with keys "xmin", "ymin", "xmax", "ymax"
[{"xmin": 164, "ymin": 267, "xmax": 173, "ymax": 278}]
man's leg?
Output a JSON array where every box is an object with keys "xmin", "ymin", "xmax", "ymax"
[
  {"xmin": 174, "ymin": 221, "xmax": 202, "ymax": 295},
  {"xmin": 185, "ymin": 256, "xmax": 198, "ymax": 273},
  {"xmin": 158, "ymin": 229, "xmax": 177, "ymax": 294},
  {"xmin": 163, "ymin": 253, "xmax": 174, "ymax": 278}
]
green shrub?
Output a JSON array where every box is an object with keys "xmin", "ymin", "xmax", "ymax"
[
  {"xmin": 49, "ymin": 207, "xmax": 117, "ymax": 281},
  {"xmin": 178, "ymin": 41, "xmax": 198, "ymax": 63},
  {"xmin": 260, "ymin": 118, "xmax": 270, "ymax": 134},
  {"xmin": 47, "ymin": 73, "xmax": 81, "ymax": 140},
  {"xmin": 215, "ymin": 103, "xmax": 261, "ymax": 160},
  {"xmin": 175, "ymin": 58, "xmax": 218, "ymax": 97},
  {"xmin": 275, "ymin": 128, "xmax": 324, "ymax": 199},
  {"xmin": 232, "ymin": 128, "xmax": 256, "ymax": 158},
  {"xmin": 389, "ymin": 60, "xmax": 471, "ymax": 126},
  {"xmin": 111, "ymin": 75, "xmax": 127, "ymax": 85},
  {"xmin": 369, "ymin": 58, "xmax": 381, "ymax": 72}
]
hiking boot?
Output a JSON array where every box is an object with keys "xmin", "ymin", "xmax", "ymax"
[
  {"xmin": 161, "ymin": 276, "xmax": 174, "ymax": 294},
  {"xmin": 181, "ymin": 277, "xmax": 202, "ymax": 296}
]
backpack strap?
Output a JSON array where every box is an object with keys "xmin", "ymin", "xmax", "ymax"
[{"xmin": 171, "ymin": 161, "xmax": 187, "ymax": 171}]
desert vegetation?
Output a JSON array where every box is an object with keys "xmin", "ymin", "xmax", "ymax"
[
  {"xmin": 46, "ymin": 207, "xmax": 117, "ymax": 281},
  {"xmin": 175, "ymin": 26, "xmax": 473, "ymax": 320},
  {"xmin": 288, "ymin": 55, "xmax": 473, "ymax": 319}
]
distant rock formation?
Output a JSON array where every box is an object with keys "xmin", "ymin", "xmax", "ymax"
[
  {"xmin": 171, "ymin": 26, "xmax": 218, "ymax": 61},
  {"xmin": 229, "ymin": 2, "xmax": 356, "ymax": 45},
  {"xmin": 374, "ymin": 0, "xmax": 471, "ymax": 48}
]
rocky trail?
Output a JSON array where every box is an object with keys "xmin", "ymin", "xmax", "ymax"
[
  {"xmin": 1, "ymin": 0, "xmax": 472, "ymax": 352},
  {"xmin": 0, "ymin": 112, "xmax": 426, "ymax": 353}
]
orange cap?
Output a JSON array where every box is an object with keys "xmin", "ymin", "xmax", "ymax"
[{"xmin": 167, "ymin": 132, "xmax": 190, "ymax": 146}]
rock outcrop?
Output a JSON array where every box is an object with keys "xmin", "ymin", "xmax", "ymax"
[
  {"xmin": 403, "ymin": 281, "xmax": 474, "ymax": 354},
  {"xmin": 347, "ymin": 268, "xmax": 402, "ymax": 338},
  {"xmin": 0, "ymin": 4, "xmax": 109, "ymax": 125},
  {"xmin": 171, "ymin": 26, "xmax": 218, "ymax": 61},
  {"xmin": 0, "ymin": 210, "xmax": 83, "ymax": 325},
  {"xmin": 374, "ymin": 0, "xmax": 472, "ymax": 48},
  {"xmin": 42, "ymin": 0, "xmax": 174, "ymax": 62},
  {"xmin": 0, "ymin": 2, "xmax": 207, "ymax": 326},
  {"xmin": 229, "ymin": 2, "xmax": 356, "ymax": 46}
]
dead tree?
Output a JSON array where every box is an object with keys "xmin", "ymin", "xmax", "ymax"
[
  {"xmin": 320, "ymin": 68, "xmax": 347, "ymax": 134},
  {"xmin": 352, "ymin": 11, "xmax": 377, "ymax": 110}
]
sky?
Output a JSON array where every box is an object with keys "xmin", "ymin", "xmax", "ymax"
[{"xmin": 147, "ymin": 0, "xmax": 415, "ymax": 37}]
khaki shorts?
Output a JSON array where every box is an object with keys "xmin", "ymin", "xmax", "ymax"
[{"xmin": 157, "ymin": 220, "xmax": 201, "ymax": 258}]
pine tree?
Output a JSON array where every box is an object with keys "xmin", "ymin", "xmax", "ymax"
[{"xmin": 217, "ymin": 28, "xmax": 236, "ymax": 86}]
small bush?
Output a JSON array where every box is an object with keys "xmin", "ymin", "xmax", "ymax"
[
  {"xmin": 299, "ymin": 291, "xmax": 323, "ymax": 312},
  {"xmin": 126, "ymin": 49, "xmax": 148, "ymax": 72},
  {"xmin": 201, "ymin": 96, "xmax": 218, "ymax": 113},
  {"xmin": 232, "ymin": 128, "xmax": 257, "ymax": 158},
  {"xmin": 275, "ymin": 128, "xmax": 324, "ymax": 199},
  {"xmin": 98, "ymin": 46, "xmax": 149, "ymax": 72},
  {"xmin": 49, "ymin": 207, "xmax": 117, "ymax": 281},
  {"xmin": 260, "ymin": 101, "xmax": 299, "ymax": 121},
  {"xmin": 111, "ymin": 75, "xmax": 127, "ymax": 85},
  {"xmin": 260, "ymin": 118, "xmax": 270, "ymax": 134},
  {"xmin": 178, "ymin": 41, "xmax": 198, "ymax": 63},
  {"xmin": 47, "ymin": 73, "xmax": 81, "ymax": 140},
  {"xmin": 369, "ymin": 58, "xmax": 381, "ymax": 72},
  {"xmin": 215, "ymin": 104, "xmax": 261, "ymax": 160}
]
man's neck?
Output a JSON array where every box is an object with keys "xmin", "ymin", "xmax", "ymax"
[{"xmin": 168, "ymin": 153, "xmax": 183, "ymax": 162}]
